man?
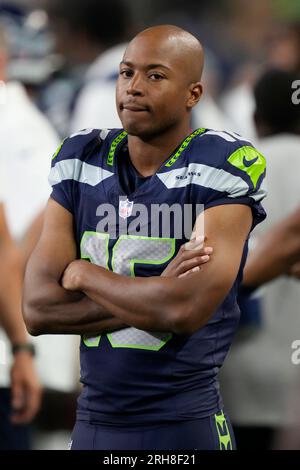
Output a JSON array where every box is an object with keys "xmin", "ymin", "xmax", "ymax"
[
  {"xmin": 23, "ymin": 25, "xmax": 266, "ymax": 450},
  {"xmin": 0, "ymin": 201, "xmax": 41, "ymax": 449}
]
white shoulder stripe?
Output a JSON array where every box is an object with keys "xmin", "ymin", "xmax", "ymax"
[
  {"xmin": 224, "ymin": 130, "xmax": 252, "ymax": 143},
  {"xmin": 247, "ymin": 178, "xmax": 267, "ymax": 202},
  {"xmin": 69, "ymin": 128, "xmax": 94, "ymax": 138},
  {"xmin": 204, "ymin": 130, "xmax": 236, "ymax": 142},
  {"xmin": 157, "ymin": 163, "xmax": 265, "ymax": 199},
  {"xmin": 49, "ymin": 159, "xmax": 114, "ymax": 187},
  {"xmin": 100, "ymin": 128, "xmax": 111, "ymax": 140},
  {"xmin": 204, "ymin": 130, "xmax": 252, "ymax": 144}
]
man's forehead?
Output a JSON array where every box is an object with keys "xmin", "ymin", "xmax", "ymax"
[
  {"xmin": 122, "ymin": 39, "xmax": 183, "ymax": 70},
  {"xmin": 129, "ymin": 31, "xmax": 183, "ymax": 52},
  {"xmin": 120, "ymin": 59, "xmax": 173, "ymax": 71}
]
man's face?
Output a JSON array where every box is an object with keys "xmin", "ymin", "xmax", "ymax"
[{"xmin": 116, "ymin": 35, "xmax": 192, "ymax": 138}]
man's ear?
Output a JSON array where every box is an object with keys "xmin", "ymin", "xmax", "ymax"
[{"xmin": 187, "ymin": 82, "xmax": 203, "ymax": 109}]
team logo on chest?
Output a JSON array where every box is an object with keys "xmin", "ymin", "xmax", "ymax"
[{"xmin": 119, "ymin": 198, "xmax": 134, "ymax": 219}]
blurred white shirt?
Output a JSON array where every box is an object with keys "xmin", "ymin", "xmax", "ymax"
[
  {"xmin": 0, "ymin": 81, "xmax": 79, "ymax": 391},
  {"xmin": 70, "ymin": 43, "xmax": 126, "ymax": 133},
  {"xmin": 221, "ymin": 82, "xmax": 257, "ymax": 142},
  {"xmin": 0, "ymin": 82, "xmax": 58, "ymax": 239},
  {"xmin": 193, "ymin": 94, "xmax": 235, "ymax": 132}
]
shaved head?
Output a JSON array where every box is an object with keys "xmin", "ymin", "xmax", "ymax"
[
  {"xmin": 117, "ymin": 24, "xmax": 204, "ymax": 139},
  {"xmin": 128, "ymin": 25, "xmax": 204, "ymax": 83}
]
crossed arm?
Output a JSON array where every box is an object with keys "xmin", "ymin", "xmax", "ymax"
[{"xmin": 23, "ymin": 198, "xmax": 252, "ymax": 336}]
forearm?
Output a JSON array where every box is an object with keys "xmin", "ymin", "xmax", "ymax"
[
  {"xmin": 0, "ymin": 245, "xmax": 28, "ymax": 344},
  {"xmin": 243, "ymin": 251, "xmax": 288, "ymax": 288},
  {"xmin": 39, "ymin": 304, "xmax": 128, "ymax": 335},
  {"xmin": 76, "ymin": 262, "xmax": 228, "ymax": 335},
  {"xmin": 23, "ymin": 278, "xmax": 127, "ymax": 336},
  {"xmin": 243, "ymin": 225, "xmax": 300, "ymax": 288},
  {"xmin": 77, "ymin": 264, "xmax": 183, "ymax": 333}
]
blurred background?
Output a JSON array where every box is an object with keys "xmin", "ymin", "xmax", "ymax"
[{"xmin": 0, "ymin": 0, "xmax": 300, "ymax": 450}]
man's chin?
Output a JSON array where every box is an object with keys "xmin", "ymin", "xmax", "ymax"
[{"xmin": 122, "ymin": 122, "xmax": 152, "ymax": 138}]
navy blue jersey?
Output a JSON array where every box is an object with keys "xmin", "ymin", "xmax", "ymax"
[{"xmin": 49, "ymin": 127, "xmax": 266, "ymax": 426}]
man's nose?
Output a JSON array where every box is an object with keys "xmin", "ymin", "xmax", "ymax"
[{"xmin": 127, "ymin": 73, "xmax": 144, "ymax": 96}]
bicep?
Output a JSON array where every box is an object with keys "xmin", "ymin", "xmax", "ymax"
[
  {"xmin": 25, "ymin": 198, "xmax": 77, "ymax": 283},
  {"xmin": 203, "ymin": 204, "xmax": 252, "ymax": 280},
  {"xmin": 188, "ymin": 204, "xmax": 252, "ymax": 297},
  {"xmin": 163, "ymin": 204, "xmax": 253, "ymax": 333}
]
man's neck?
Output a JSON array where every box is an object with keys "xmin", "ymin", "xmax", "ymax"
[{"xmin": 127, "ymin": 124, "xmax": 191, "ymax": 177}]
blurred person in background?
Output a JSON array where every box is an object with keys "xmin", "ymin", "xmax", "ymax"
[
  {"xmin": 0, "ymin": 4, "xmax": 79, "ymax": 449},
  {"xmin": 193, "ymin": 48, "xmax": 234, "ymax": 132},
  {"xmin": 220, "ymin": 68, "xmax": 300, "ymax": 450},
  {"xmin": 0, "ymin": 197, "xmax": 41, "ymax": 450},
  {"xmin": 222, "ymin": 21, "xmax": 300, "ymax": 141},
  {"xmin": 267, "ymin": 22, "xmax": 300, "ymax": 74},
  {"xmin": 0, "ymin": 0, "xmax": 72, "ymax": 139},
  {"xmin": 44, "ymin": 0, "xmax": 130, "ymax": 134}
]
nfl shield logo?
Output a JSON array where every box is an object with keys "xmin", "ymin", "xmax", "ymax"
[{"xmin": 119, "ymin": 198, "xmax": 134, "ymax": 219}]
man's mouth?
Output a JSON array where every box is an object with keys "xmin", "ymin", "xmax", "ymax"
[{"xmin": 121, "ymin": 103, "xmax": 149, "ymax": 112}]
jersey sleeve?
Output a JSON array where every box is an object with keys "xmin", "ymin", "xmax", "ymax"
[
  {"xmin": 48, "ymin": 128, "xmax": 100, "ymax": 214},
  {"xmin": 203, "ymin": 141, "xmax": 267, "ymax": 229},
  {"xmin": 48, "ymin": 138, "xmax": 75, "ymax": 213}
]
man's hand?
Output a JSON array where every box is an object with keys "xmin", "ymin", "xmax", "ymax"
[
  {"xmin": 162, "ymin": 237, "xmax": 213, "ymax": 278},
  {"xmin": 10, "ymin": 351, "xmax": 42, "ymax": 424},
  {"xmin": 61, "ymin": 259, "xmax": 91, "ymax": 291}
]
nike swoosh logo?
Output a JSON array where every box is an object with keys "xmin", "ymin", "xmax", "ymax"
[{"xmin": 243, "ymin": 155, "xmax": 259, "ymax": 167}]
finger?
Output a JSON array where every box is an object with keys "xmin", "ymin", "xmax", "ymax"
[
  {"xmin": 184, "ymin": 236, "xmax": 205, "ymax": 251},
  {"xmin": 11, "ymin": 385, "xmax": 42, "ymax": 424},
  {"xmin": 11, "ymin": 380, "xmax": 25, "ymax": 411},
  {"xmin": 161, "ymin": 242, "xmax": 212, "ymax": 278},
  {"xmin": 186, "ymin": 246, "xmax": 213, "ymax": 257},
  {"xmin": 22, "ymin": 388, "xmax": 41, "ymax": 423},
  {"xmin": 179, "ymin": 246, "xmax": 213, "ymax": 264},
  {"xmin": 179, "ymin": 266, "xmax": 201, "ymax": 278},
  {"xmin": 176, "ymin": 254, "xmax": 210, "ymax": 276},
  {"xmin": 11, "ymin": 382, "xmax": 27, "ymax": 424}
]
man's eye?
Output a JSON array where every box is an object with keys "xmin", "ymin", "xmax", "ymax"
[
  {"xmin": 120, "ymin": 70, "xmax": 133, "ymax": 78},
  {"xmin": 149, "ymin": 73, "xmax": 164, "ymax": 80}
]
